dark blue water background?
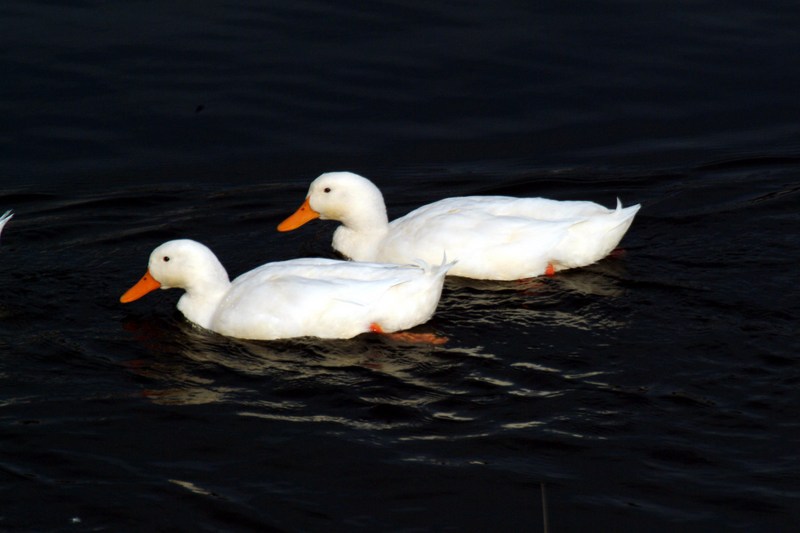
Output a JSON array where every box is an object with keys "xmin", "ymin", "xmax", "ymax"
[{"xmin": 1, "ymin": 1, "xmax": 799, "ymax": 531}]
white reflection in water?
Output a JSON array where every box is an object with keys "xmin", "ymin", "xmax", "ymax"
[
  {"xmin": 121, "ymin": 316, "xmax": 486, "ymax": 408},
  {"xmin": 238, "ymin": 411, "xmax": 411, "ymax": 431}
]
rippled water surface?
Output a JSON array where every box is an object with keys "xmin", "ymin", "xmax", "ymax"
[{"xmin": 2, "ymin": 1, "xmax": 799, "ymax": 531}]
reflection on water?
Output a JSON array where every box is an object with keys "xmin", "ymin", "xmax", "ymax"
[
  {"xmin": 441, "ymin": 257, "xmax": 632, "ymax": 339},
  {"xmin": 122, "ymin": 316, "xmax": 471, "ymax": 405}
]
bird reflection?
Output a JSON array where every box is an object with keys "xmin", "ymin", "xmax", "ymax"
[
  {"xmin": 445, "ymin": 253, "xmax": 629, "ymax": 298},
  {"xmin": 120, "ymin": 314, "xmax": 469, "ymax": 407},
  {"xmin": 440, "ymin": 256, "xmax": 631, "ymax": 335}
]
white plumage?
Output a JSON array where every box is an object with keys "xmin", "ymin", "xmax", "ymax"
[
  {"xmin": 279, "ymin": 172, "xmax": 640, "ymax": 280},
  {"xmin": 121, "ymin": 239, "xmax": 452, "ymax": 340}
]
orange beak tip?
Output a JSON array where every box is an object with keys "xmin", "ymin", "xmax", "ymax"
[
  {"xmin": 277, "ymin": 197, "xmax": 320, "ymax": 232},
  {"xmin": 120, "ymin": 270, "xmax": 161, "ymax": 303}
]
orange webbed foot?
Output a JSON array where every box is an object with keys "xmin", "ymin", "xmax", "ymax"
[{"xmin": 369, "ymin": 323, "xmax": 448, "ymax": 345}]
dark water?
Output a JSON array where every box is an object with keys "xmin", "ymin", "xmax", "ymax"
[{"xmin": 2, "ymin": 1, "xmax": 799, "ymax": 531}]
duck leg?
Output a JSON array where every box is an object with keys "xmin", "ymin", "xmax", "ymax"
[{"xmin": 369, "ymin": 323, "xmax": 448, "ymax": 345}]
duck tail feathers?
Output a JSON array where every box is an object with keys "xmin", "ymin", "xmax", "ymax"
[
  {"xmin": 438, "ymin": 251, "xmax": 457, "ymax": 275},
  {"xmin": 411, "ymin": 252, "xmax": 456, "ymax": 276},
  {"xmin": 614, "ymin": 199, "xmax": 641, "ymax": 218}
]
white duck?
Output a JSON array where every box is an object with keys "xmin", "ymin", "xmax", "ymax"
[
  {"xmin": 278, "ymin": 172, "xmax": 640, "ymax": 280},
  {"xmin": 120, "ymin": 239, "xmax": 452, "ymax": 341},
  {"xmin": 0, "ymin": 210, "xmax": 13, "ymax": 239}
]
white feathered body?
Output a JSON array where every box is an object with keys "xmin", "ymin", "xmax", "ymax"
[
  {"xmin": 332, "ymin": 193, "xmax": 640, "ymax": 280},
  {"xmin": 211, "ymin": 258, "xmax": 451, "ymax": 339},
  {"xmin": 134, "ymin": 240, "xmax": 452, "ymax": 340}
]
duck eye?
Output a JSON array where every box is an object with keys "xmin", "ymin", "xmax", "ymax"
[
  {"xmin": 324, "ymin": 187, "xmax": 331, "ymax": 193},
  {"xmin": 163, "ymin": 256, "xmax": 170, "ymax": 262}
]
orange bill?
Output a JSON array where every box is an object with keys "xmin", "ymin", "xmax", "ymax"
[
  {"xmin": 277, "ymin": 197, "xmax": 320, "ymax": 231},
  {"xmin": 120, "ymin": 269, "xmax": 161, "ymax": 303}
]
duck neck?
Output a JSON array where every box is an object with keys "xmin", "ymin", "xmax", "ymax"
[
  {"xmin": 332, "ymin": 205, "xmax": 390, "ymax": 261},
  {"xmin": 176, "ymin": 264, "xmax": 231, "ymax": 330}
]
